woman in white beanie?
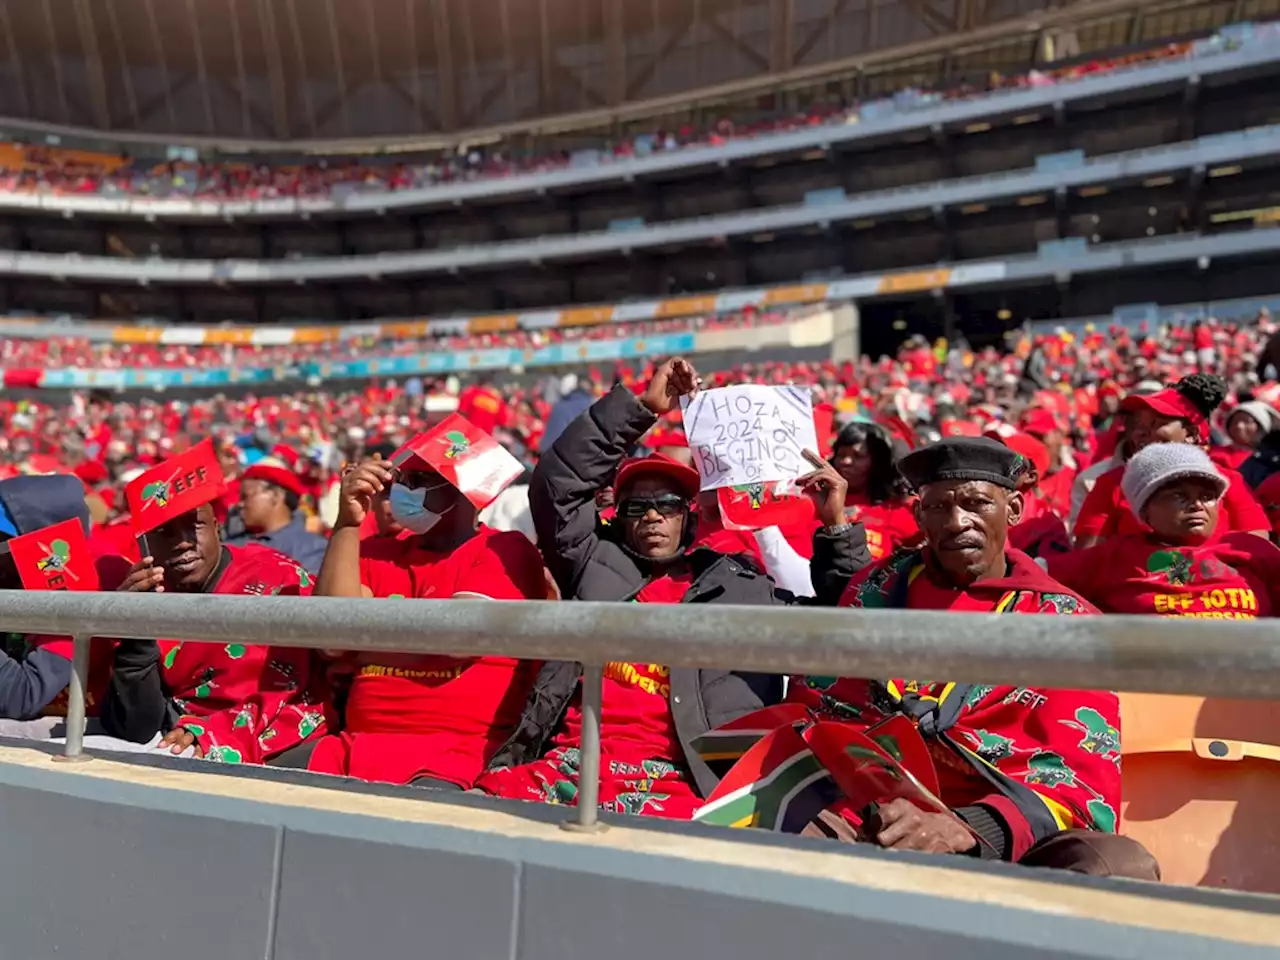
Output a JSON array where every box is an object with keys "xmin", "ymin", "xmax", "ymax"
[
  {"xmin": 1219, "ymin": 401, "xmax": 1280, "ymax": 470},
  {"xmin": 1049, "ymin": 443, "xmax": 1280, "ymax": 618}
]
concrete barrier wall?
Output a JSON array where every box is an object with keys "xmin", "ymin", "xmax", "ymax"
[{"xmin": 0, "ymin": 743, "xmax": 1276, "ymax": 960}]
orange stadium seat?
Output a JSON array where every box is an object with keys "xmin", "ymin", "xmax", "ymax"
[{"xmin": 1119, "ymin": 692, "xmax": 1280, "ymax": 892}]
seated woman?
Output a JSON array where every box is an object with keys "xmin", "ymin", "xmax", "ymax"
[
  {"xmin": 827, "ymin": 420, "xmax": 920, "ymax": 560},
  {"xmin": 1073, "ymin": 374, "xmax": 1268, "ymax": 548},
  {"xmin": 1215, "ymin": 401, "xmax": 1280, "ymax": 471},
  {"xmin": 1050, "ymin": 443, "xmax": 1280, "ymax": 618}
]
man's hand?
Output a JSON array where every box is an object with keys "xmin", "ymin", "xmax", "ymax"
[
  {"xmin": 796, "ymin": 449, "xmax": 849, "ymax": 527},
  {"xmin": 118, "ymin": 557, "xmax": 165, "ymax": 593},
  {"xmin": 158, "ymin": 726, "xmax": 205, "ymax": 758},
  {"xmin": 869, "ymin": 798, "xmax": 977, "ymax": 854},
  {"xmin": 336, "ymin": 458, "xmax": 394, "ymax": 529},
  {"xmin": 640, "ymin": 357, "xmax": 700, "ymax": 416}
]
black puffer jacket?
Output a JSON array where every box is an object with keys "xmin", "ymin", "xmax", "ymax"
[{"xmin": 497, "ymin": 385, "xmax": 871, "ymax": 797}]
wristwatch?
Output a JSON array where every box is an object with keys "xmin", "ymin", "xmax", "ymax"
[{"xmin": 821, "ymin": 522, "xmax": 855, "ymax": 536}]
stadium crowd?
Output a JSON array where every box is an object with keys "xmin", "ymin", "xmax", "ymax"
[
  {"xmin": 0, "ymin": 310, "xmax": 783, "ymax": 375},
  {"xmin": 1, "ymin": 302, "xmax": 1280, "ymax": 885},
  {"xmin": 0, "ymin": 38, "xmax": 1200, "ymax": 203}
]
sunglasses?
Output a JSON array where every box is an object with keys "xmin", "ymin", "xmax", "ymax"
[{"xmin": 617, "ymin": 494, "xmax": 687, "ymax": 519}]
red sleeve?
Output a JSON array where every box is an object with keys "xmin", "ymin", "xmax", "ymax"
[
  {"xmin": 1223, "ymin": 469, "xmax": 1269, "ymax": 533},
  {"xmin": 358, "ymin": 538, "xmax": 412, "ymax": 597},
  {"xmin": 1258, "ymin": 475, "xmax": 1280, "ymax": 537},
  {"xmin": 456, "ymin": 531, "xmax": 547, "ymax": 599},
  {"xmin": 1044, "ymin": 544, "xmax": 1108, "ymax": 600},
  {"xmin": 1072, "ymin": 470, "xmax": 1121, "ymax": 540}
]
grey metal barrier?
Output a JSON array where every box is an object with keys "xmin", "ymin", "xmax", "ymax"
[{"xmin": 3, "ymin": 591, "xmax": 1279, "ymax": 830}]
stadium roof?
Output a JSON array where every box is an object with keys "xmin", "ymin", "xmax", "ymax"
[{"xmin": 0, "ymin": 0, "xmax": 1258, "ymax": 148}]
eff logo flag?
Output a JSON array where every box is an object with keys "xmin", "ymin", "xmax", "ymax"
[
  {"xmin": 8, "ymin": 518, "xmax": 100, "ymax": 592},
  {"xmin": 391, "ymin": 414, "xmax": 523, "ymax": 510},
  {"xmin": 125, "ymin": 437, "xmax": 226, "ymax": 534},
  {"xmin": 716, "ymin": 480, "xmax": 816, "ymax": 532}
]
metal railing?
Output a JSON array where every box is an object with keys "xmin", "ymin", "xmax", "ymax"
[{"xmin": 3, "ymin": 591, "xmax": 1279, "ymax": 829}]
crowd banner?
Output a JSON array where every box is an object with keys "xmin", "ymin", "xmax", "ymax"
[{"xmin": 2, "ymin": 590, "xmax": 1279, "ymax": 826}]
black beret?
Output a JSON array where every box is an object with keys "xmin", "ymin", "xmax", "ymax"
[{"xmin": 898, "ymin": 436, "xmax": 1024, "ymax": 492}]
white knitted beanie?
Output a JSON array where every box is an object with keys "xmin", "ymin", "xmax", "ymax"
[
  {"xmin": 1121, "ymin": 443, "xmax": 1227, "ymax": 520},
  {"xmin": 1231, "ymin": 401, "xmax": 1279, "ymax": 433}
]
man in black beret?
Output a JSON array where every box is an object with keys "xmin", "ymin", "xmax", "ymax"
[{"xmin": 788, "ymin": 437, "xmax": 1160, "ymax": 881}]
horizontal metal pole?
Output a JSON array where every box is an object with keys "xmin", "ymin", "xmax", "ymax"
[{"xmin": 1, "ymin": 593, "xmax": 1279, "ymax": 700}]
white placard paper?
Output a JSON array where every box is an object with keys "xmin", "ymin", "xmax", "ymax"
[{"xmin": 680, "ymin": 384, "xmax": 818, "ymax": 491}]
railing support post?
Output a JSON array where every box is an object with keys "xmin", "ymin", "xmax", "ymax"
[
  {"xmin": 54, "ymin": 635, "xmax": 92, "ymax": 764},
  {"xmin": 562, "ymin": 662, "xmax": 606, "ymax": 833}
]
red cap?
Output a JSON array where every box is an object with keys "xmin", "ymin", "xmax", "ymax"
[
  {"xmin": 1002, "ymin": 432, "xmax": 1050, "ymax": 479},
  {"xmin": 1097, "ymin": 380, "xmax": 1123, "ymax": 402},
  {"xmin": 270, "ymin": 444, "xmax": 301, "ymax": 469},
  {"xmin": 1018, "ymin": 408, "xmax": 1061, "ymax": 437},
  {"xmin": 242, "ymin": 458, "xmax": 305, "ymax": 497},
  {"xmin": 1121, "ymin": 388, "xmax": 1208, "ymax": 441},
  {"xmin": 614, "ymin": 454, "xmax": 701, "ymax": 502}
]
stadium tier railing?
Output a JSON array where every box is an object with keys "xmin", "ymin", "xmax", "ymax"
[
  {"xmin": 0, "ymin": 33, "xmax": 1273, "ymax": 221},
  {"xmin": 2, "ymin": 124, "xmax": 1278, "ymax": 287},
  {"xmin": 1, "ymin": 590, "xmax": 1277, "ymax": 831}
]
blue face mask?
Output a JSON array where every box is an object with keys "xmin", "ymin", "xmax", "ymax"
[{"xmin": 388, "ymin": 482, "xmax": 447, "ymax": 535}]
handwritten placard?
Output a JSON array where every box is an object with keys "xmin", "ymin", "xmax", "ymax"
[{"xmin": 681, "ymin": 385, "xmax": 818, "ymax": 491}]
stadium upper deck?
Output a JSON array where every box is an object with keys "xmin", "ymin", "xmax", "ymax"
[{"xmin": 0, "ymin": 15, "xmax": 1270, "ymax": 331}]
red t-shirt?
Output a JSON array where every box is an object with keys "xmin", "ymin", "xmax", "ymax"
[
  {"xmin": 1257, "ymin": 473, "xmax": 1280, "ymax": 537},
  {"xmin": 324, "ymin": 526, "xmax": 545, "ymax": 786},
  {"xmin": 1050, "ymin": 533, "xmax": 1280, "ymax": 618},
  {"xmin": 1038, "ymin": 467, "xmax": 1076, "ymax": 519},
  {"xmin": 1074, "ymin": 463, "xmax": 1268, "ymax": 541},
  {"xmin": 457, "ymin": 386, "xmax": 508, "ymax": 435},
  {"xmin": 1211, "ymin": 446, "xmax": 1252, "ymax": 472},
  {"xmin": 552, "ymin": 572, "xmax": 688, "ymax": 764},
  {"xmin": 844, "ymin": 494, "xmax": 921, "ymax": 560}
]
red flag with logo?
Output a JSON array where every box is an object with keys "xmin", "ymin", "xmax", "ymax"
[
  {"xmin": 7, "ymin": 518, "xmax": 100, "ymax": 592},
  {"xmin": 125, "ymin": 437, "xmax": 226, "ymax": 534},
  {"xmin": 391, "ymin": 414, "xmax": 523, "ymax": 510},
  {"xmin": 716, "ymin": 480, "xmax": 817, "ymax": 531}
]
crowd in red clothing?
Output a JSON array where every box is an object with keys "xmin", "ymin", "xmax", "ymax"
[
  {"xmin": 0, "ymin": 38, "xmax": 1198, "ymax": 203},
  {"xmin": 0, "ymin": 310, "xmax": 784, "ymax": 374},
  {"xmin": 2, "ymin": 306, "xmax": 1279, "ymax": 540},
  {"xmin": 5, "ymin": 303, "xmax": 1280, "ymax": 887}
]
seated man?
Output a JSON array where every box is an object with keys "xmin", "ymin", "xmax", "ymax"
[
  {"xmin": 103, "ymin": 441, "xmax": 328, "ymax": 764},
  {"xmin": 788, "ymin": 436, "xmax": 1158, "ymax": 880},
  {"xmin": 225, "ymin": 455, "xmax": 328, "ymax": 574},
  {"xmin": 476, "ymin": 357, "xmax": 871, "ymax": 818},
  {"xmin": 0, "ymin": 475, "xmax": 130, "ymax": 726},
  {"xmin": 306, "ymin": 419, "xmax": 548, "ymax": 789}
]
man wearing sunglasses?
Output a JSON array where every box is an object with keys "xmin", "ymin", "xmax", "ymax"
[{"xmin": 476, "ymin": 358, "xmax": 872, "ymax": 819}]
